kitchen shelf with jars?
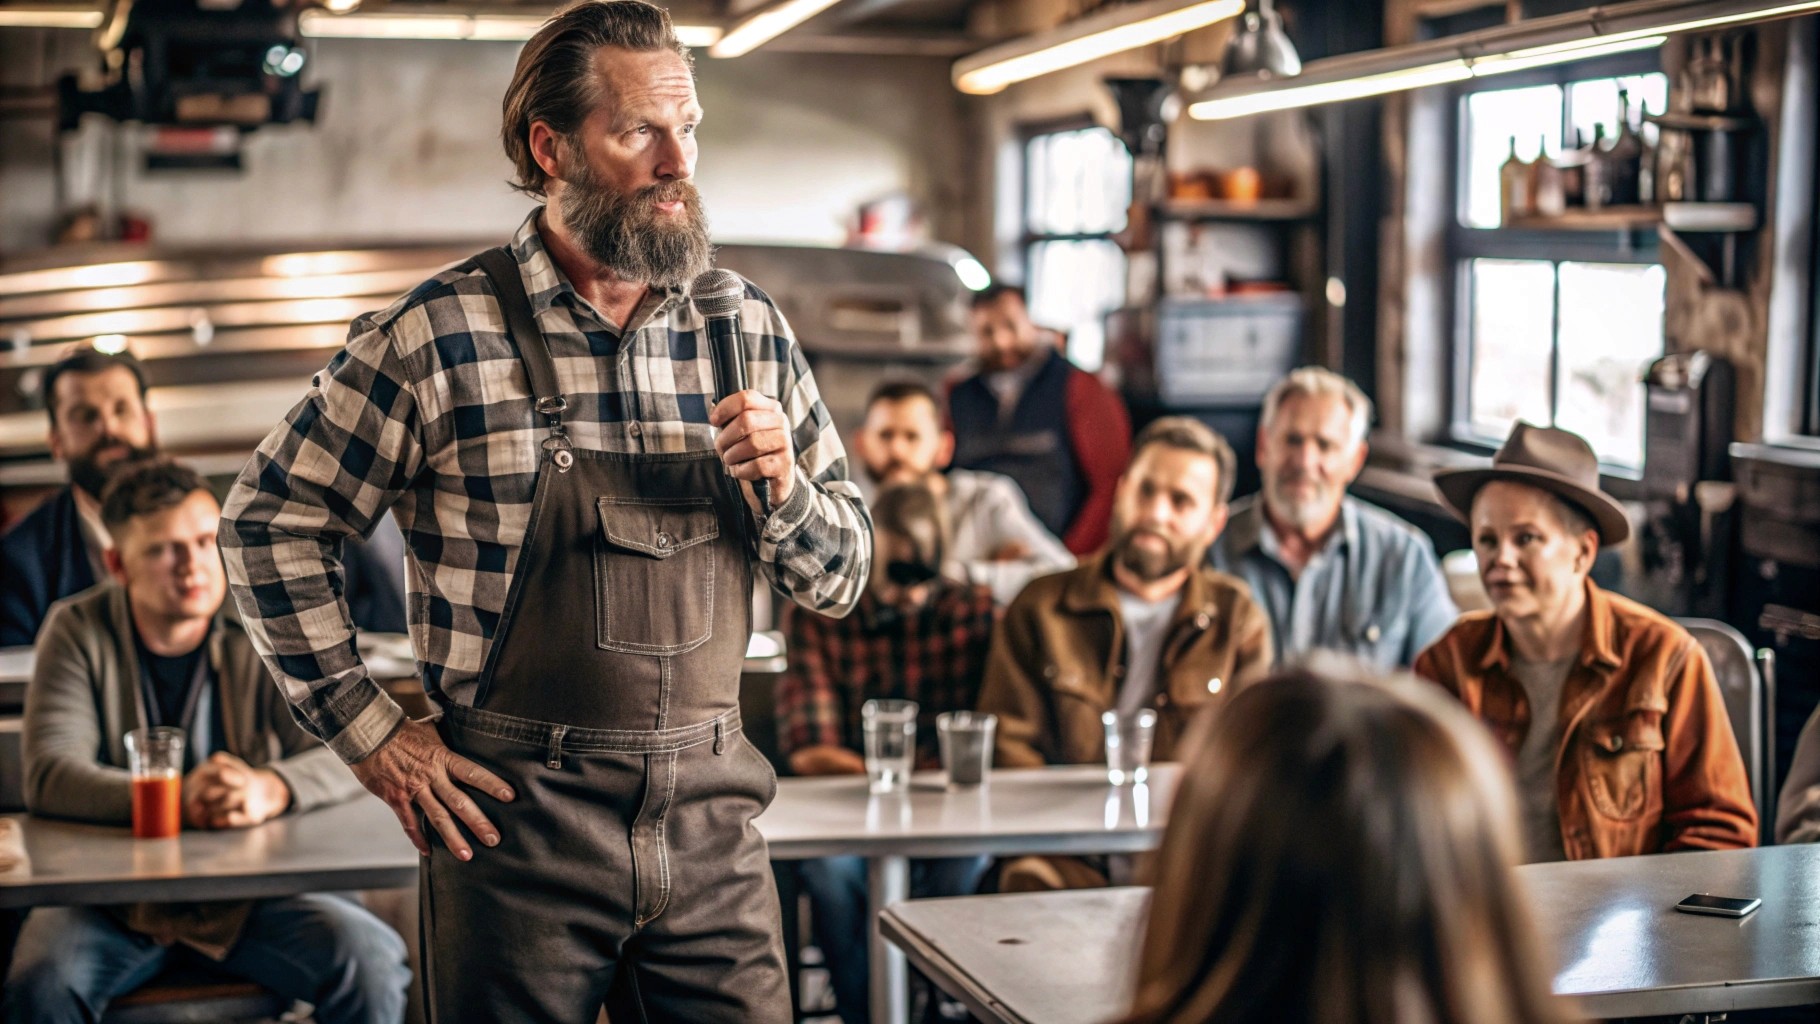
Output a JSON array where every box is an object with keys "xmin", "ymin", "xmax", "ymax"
[{"xmin": 1495, "ymin": 38, "xmax": 1761, "ymax": 285}]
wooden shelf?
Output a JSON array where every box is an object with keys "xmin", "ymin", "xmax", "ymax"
[
  {"xmin": 1151, "ymin": 198, "xmax": 1319, "ymax": 223},
  {"xmin": 1505, "ymin": 205, "xmax": 1661, "ymax": 231},
  {"xmin": 1505, "ymin": 202, "xmax": 1757, "ymax": 235}
]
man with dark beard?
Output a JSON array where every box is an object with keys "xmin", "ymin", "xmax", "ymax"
[
  {"xmin": 1, "ymin": 347, "xmax": 158, "ymax": 647},
  {"xmin": 977, "ymin": 416, "xmax": 1272, "ymax": 892},
  {"xmin": 218, "ymin": 3, "xmax": 871, "ymax": 1021}
]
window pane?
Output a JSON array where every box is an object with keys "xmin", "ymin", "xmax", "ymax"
[
  {"xmin": 1027, "ymin": 239, "xmax": 1126, "ymax": 371},
  {"xmin": 1468, "ymin": 258, "xmax": 1555, "ymax": 439},
  {"xmin": 1460, "ymin": 85, "xmax": 1564, "ymax": 228},
  {"xmin": 1566, "ymin": 72, "xmax": 1669, "ymax": 150},
  {"xmin": 1554, "ymin": 262, "xmax": 1664, "ymax": 467},
  {"xmin": 1025, "ymin": 127, "xmax": 1132, "ymax": 236}
]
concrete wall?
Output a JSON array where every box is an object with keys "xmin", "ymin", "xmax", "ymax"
[{"xmin": 0, "ymin": 32, "xmax": 973, "ymax": 257}]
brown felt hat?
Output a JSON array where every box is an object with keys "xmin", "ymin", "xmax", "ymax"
[{"xmin": 1433, "ymin": 421, "xmax": 1630, "ymax": 545}]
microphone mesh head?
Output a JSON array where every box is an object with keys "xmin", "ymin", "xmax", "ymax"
[{"xmin": 690, "ymin": 269, "xmax": 745, "ymax": 318}]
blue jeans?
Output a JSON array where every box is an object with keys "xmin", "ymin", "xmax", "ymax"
[
  {"xmin": 1, "ymin": 894, "xmax": 410, "ymax": 1024},
  {"xmin": 798, "ymin": 856, "xmax": 989, "ymax": 1024}
]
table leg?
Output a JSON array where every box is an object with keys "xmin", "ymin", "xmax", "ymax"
[{"xmin": 868, "ymin": 854, "xmax": 910, "ymax": 1024}]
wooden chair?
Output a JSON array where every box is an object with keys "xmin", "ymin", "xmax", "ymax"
[{"xmin": 99, "ymin": 964, "xmax": 294, "ymax": 1024}]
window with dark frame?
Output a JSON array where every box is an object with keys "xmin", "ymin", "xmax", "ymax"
[
  {"xmin": 1447, "ymin": 58, "xmax": 1670, "ymax": 470},
  {"xmin": 1020, "ymin": 120, "xmax": 1132, "ymax": 371}
]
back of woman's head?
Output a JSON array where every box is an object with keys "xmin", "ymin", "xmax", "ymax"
[{"xmin": 1124, "ymin": 661, "xmax": 1566, "ymax": 1024}]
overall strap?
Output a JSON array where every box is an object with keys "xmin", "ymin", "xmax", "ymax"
[{"xmin": 473, "ymin": 246, "xmax": 575, "ymax": 471}]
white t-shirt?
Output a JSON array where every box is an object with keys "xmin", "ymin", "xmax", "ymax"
[{"xmin": 1115, "ymin": 590, "xmax": 1180, "ymax": 718}]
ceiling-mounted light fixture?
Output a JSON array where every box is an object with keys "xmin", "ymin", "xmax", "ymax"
[
  {"xmin": 709, "ymin": 0, "xmax": 845, "ymax": 57},
  {"xmin": 297, "ymin": 7, "xmax": 722, "ymax": 46},
  {"xmin": 0, "ymin": 4, "xmax": 102, "ymax": 27},
  {"xmin": 1190, "ymin": 0, "xmax": 1820, "ymax": 120},
  {"xmin": 952, "ymin": 0, "xmax": 1244, "ymax": 96},
  {"xmin": 1220, "ymin": 0, "xmax": 1299, "ymax": 79}
]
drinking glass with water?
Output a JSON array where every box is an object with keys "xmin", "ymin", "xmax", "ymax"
[
  {"xmin": 1101, "ymin": 708, "xmax": 1158, "ymax": 786},
  {"xmin": 937, "ymin": 711, "xmax": 996, "ymax": 787},
  {"xmin": 863, "ymin": 699, "xmax": 918, "ymax": 793}
]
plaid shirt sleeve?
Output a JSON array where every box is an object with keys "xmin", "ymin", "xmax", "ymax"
[
  {"xmin": 219, "ymin": 315, "xmax": 422, "ymax": 763},
  {"xmin": 776, "ymin": 603, "xmax": 849, "ymax": 757},
  {"xmin": 743, "ymin": 286, "xmax": 872, "ymax": 618}
]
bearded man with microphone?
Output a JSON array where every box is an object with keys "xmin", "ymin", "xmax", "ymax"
[{"xmin": 219, "ymin": 3, "xmax": 871, "ymax": 1020}]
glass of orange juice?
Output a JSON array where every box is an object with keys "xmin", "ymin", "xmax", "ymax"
[{"xmin": 125, "ymin": 727, "xmax": 184, "ymax": 839}]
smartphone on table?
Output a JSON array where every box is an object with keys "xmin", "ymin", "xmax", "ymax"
[{"xmin": 1674, "ymin": 894, "xmax": 1761, "ymax": 918}]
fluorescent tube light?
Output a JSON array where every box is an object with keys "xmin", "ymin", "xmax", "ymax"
[
  {"xmin": 1191, "ymin": 60, "xmax": 1471, "ymax": 118},
  {"xmin": 1468, "ymin": 33, "xmax": 1666, "ymax": 76},
  {"xmin": 709, "ymin": 0, "xmax": 844, "ymax": 58},
  {"xmin": 952, "ymin": 0, "xmax": 1245, "ymax": 95},
  {"xmin": 0, "ymin": 5, "xmax": 101, "ymax": 27},
  {"xmin": 1189, "ymin": 0, "xmax": 1820, "ymax": 120},
  {"xmin": 298, "ymin": 9, "xmax": 722, "ymax": 47}
]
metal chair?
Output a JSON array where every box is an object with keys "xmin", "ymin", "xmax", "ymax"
[{"xmin": 1678, "ymin": 618, "xmax": 1778, "ymax": 845}]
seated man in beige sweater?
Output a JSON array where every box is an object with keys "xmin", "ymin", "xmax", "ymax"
[
  {"xmin": 978, "ymin": 417, "xmax": 1273, "ymax": 891},
  {"xmin": 4, "ymin": 460, "xmax": 408, "ymax": 1024}
]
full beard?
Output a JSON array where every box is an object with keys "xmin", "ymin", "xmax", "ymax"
[
  {"xmin": 560, "ymin": 158, "xmax": 712, "ymax": 290},
  {"xmin": 69, "ymin": 442, "xmax": 156, "ymax": 499},
  {"xmin": 1113, "ymin": 527, "xmax": 1198, "ymax": 583}
]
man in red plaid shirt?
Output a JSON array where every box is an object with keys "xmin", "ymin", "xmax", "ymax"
[{"xmin": 777, "ymin": 483, "xmax": 999, "ymax": 1024}]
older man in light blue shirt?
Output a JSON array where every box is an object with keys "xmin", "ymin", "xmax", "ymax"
[{"xmin": 1210, "ymin": 367, "xmax": 1456, "ymax": 669}]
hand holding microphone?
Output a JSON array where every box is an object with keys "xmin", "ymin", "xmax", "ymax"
[{"xmin": 692, "ymin": 269, "xmax": 794, "ymax": 512}]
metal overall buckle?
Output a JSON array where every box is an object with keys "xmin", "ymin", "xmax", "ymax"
[{"xmin": 536, "ymin": 395, "xmax": 574, "ymax": 473}]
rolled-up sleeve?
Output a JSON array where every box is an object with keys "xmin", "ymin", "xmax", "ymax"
[{"xmin": 219, "ymin": 319, "xmax": 423, "ymax": 763}]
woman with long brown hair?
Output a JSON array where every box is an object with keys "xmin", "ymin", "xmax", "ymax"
[{"xmin": 1123, "ymin": 662, "xmax": 1569, "ymax": 1024}]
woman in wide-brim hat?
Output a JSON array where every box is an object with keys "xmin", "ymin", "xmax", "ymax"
[{"xmin": 1411, "ymin": 421, "xmax": 1756, "ymax": 862}]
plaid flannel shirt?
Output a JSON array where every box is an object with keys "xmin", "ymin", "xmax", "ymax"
[
  {"xmin": 777, "ymin": 582, "xmax": 999, "ymax": 768},
  {"xmin": 221, "ymin": 210, "xmax": 872, "ymax": 763}
]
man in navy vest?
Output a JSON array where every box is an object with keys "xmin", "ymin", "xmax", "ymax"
[
  {"xmin": 0, "ymin": 347, "xmax": 157, "ymax": 648},
  {"xmin": 0, "ymin": 348, "xmax": 407, "ymax": 648},
  {"xmin": 947, "ymin": 286, "xmax": 1131, "ymax": 557}
]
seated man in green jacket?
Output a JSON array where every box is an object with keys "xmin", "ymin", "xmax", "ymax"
[{"xmin": 4, "ymin": 460, "xmax": 409, "ymax": 1024}]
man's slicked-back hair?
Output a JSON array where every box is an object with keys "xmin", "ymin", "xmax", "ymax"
[
  {"xmin": 100, "ymin": 459, "xmax": 211, "ymax": 537},
  {"xmin": 969, "ymin": 283, "xmax": 1027, "ymax": 311},
  {"xmin": 865, "ymin": 379, "xmax": 942, "ymax": 416},
  {"xmin": 501, "ymin": 0, "xmax": 691, "ymax": 200},
  {"xmin": 41, "ymin": 347, "xmax": 149, "ymax": 427}
]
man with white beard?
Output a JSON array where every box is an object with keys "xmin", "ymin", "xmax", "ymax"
[{"xmin": 1210, "ymin": 367, "xmax": 1456, "ymax": 669}]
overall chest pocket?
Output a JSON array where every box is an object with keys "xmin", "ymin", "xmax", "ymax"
[
  {"xmin": 595, "ymin": 498, "xmax": 718, "ymax": 655},
  {"xmin": 1579, "ymin": 711, "xmax": 1666, "ymax": 820}
]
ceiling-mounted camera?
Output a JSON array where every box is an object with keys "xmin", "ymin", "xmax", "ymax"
[{"xmin": 57, "ymin": 0, "xmax": 324, "ymax": 133}]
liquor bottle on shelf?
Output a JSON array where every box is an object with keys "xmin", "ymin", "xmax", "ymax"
[
  {"xmin": 1499, "ymin": 136, "xmax": 1532, "ymax": 225},
  {"xmin": 1604, "ymin": 89, "xmax": 1644, "ymax": 207},
  {"xmin": 1583, "ymin": 124, "xmax": 1611, "ymax": 209},
  {"xmin": 1555, "ymin": 129, "xmax": 1589, "ymax": 208},
  {"xmin": 1531, "ymin": 135, "xmax": 1565, "ymax": 216}
]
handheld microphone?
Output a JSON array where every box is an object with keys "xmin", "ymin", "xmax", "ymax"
[{"xmin": 690, "ymin": 268, "xmax": 770, "ymax": 513}]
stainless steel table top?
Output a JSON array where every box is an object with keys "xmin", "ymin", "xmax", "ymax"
[
  {"xmin": 882, "ymin": 844, "xmax": 1820, "ymax": 1023},
  {"xmin": 0, "ymin": 797, "xmax": 418, "ymax": 909},
  {"xmin": 759, "ymin": 765, "xmax": 1175, "ymax": 860},
  {"xmin": 0, "ymin": 764, "xmax": 1174, "ymax": 908}
]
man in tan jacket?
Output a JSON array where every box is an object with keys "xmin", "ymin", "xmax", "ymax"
[
  {"xmin": 4, "ymin": 460, "xmax": 408, "ymax": 1024},
  {"xmin": 978, "ymin": 417, "xmax": 1273, "ymax": 890}
]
